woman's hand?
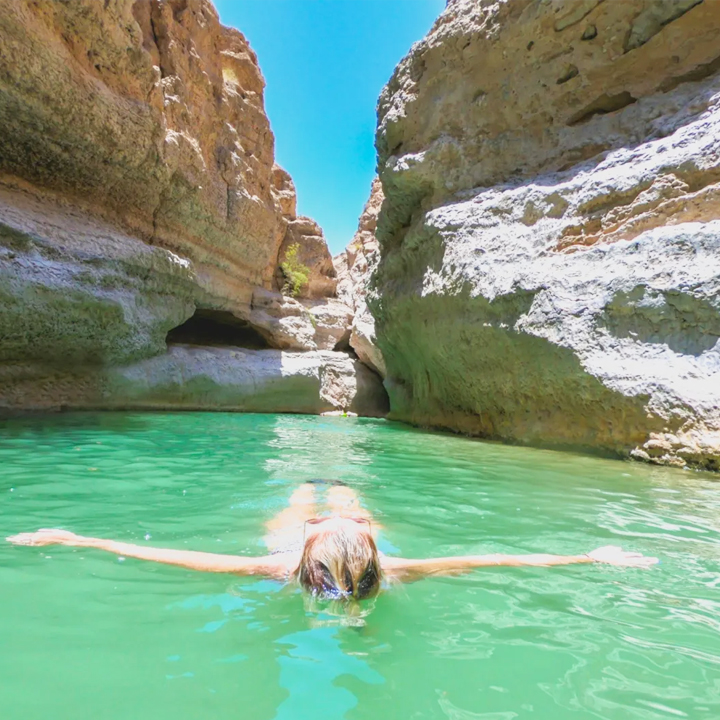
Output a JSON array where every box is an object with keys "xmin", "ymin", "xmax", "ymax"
[
  {"xmin": 6, "ymin": 529, "xmax": 87, "ymax": 547},
  {"xmin": 587, "ymin": 545, "xmax": 658, "ymax": 568}
]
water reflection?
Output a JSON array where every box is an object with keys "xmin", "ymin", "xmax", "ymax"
[
  {"xmin": 274, "ymin": 625, "xmax": 384, "ymax": 720},
  {"xmin": 264, "ymin": 415, "xmax": 379, "ymax": 488},
  {"xmin": 3, "ymin": 413, "xmax": 720, "ymax": 720}
]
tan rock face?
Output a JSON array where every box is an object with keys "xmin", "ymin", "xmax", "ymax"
[
  {"xmin": 276, "ymin": 216, "xmax": 338, "ymax": 299},
  {"xmin": 372, "ymin": 0, "xmax": 720, "ymax": 469},
  {"xmin": 376, "ymin": 0, "xmax": 720, "ymax": 240},
  {"xmin": 0, "ymin": 0, "xmax": 383, "ymax": 415},
  {"xmin": 0, "ymin": 0, "xmax": 286, "ymax": 315},
  {"xmin": 271, "ymin": 165, "xmax": 298, "ymax": 220},
  {"xmin": 248, "ymin": 288, "xmax": 352, "ymax": 352},
  {"xmin": 0, "ymin": 1, "xmax": 347, "ymax": 346},
  {"xmin": 335, "ymin": 179, "xmax": 386, "ymax": 376},
  {"xmin": 0, "ymin": 181, "xmax": 197, "ymax": 366}
]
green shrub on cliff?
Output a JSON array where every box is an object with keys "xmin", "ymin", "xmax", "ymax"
[{"xmin": 280, "ymin": 243, "xmax": 310, "ymax": 297}]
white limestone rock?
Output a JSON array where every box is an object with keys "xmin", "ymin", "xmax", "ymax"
[
  {"xmin": 0, "ymin": 346, "xmax": 389, "ymax": 417},
  {"xmin": 372, "ymin": 0, "xmax": 720, "ymax": 469}
]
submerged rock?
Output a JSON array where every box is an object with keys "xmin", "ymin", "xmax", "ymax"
[{"xmin": 370, "ymin": 0, "xmax": 720, "ymax": 469}]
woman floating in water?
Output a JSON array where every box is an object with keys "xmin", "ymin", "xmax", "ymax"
[{"xmin": 7, "ymin": 481, "xmax": 658, "ymax": 599}]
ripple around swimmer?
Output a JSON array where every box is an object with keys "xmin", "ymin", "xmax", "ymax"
[{"xmin": 1, "ymin": 412, "xmax": 720, "ymax": 720}]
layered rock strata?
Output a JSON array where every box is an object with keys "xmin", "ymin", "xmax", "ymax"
[
  {"xmin": 0, "ymin": 0, "xmax": 381, "ymax": 416},
  {"xmin": 0, "ymin": 0, "xmax": 282, "ymax": 308},
  {"xmin": 370, "ymin": 0, "xmax": 720, "ymax": 468}
]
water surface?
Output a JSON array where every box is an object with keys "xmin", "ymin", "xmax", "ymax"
[{"xmin": 1, "ymin": 413, "xmax": 719, "ymax": 720}]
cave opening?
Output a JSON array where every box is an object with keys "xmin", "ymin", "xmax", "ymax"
[{"xmin": 166, "ymin": 309, "xmax": 272, "ymax": 350}]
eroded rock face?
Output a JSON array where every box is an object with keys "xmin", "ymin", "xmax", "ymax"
[
  {"xmin": 0, "ymin": 182, "xmax": 197, "ymax": 366},
  {"xmin": 0, "ymin": 0, "xmax": 384, "ymax": 417},
  {"xmin": 276, "ymin": 216, "xmax": 338, "ymax": 299},
  {"xmin": 0, "ymin": 0, "xmax": 286, "ymax": 311},
  {"xmin": 249, "ymin": 288, "xmax": 352, "ymax": 352},
  {"xmin": 372, "ymin": 0, "xmax": 720, "ymax": 469},
  {"xmin": 335, "ymin": 179, "xmax": 386, "ymax": 376},
  {"xmin": 0, "ymin": 346, "xmax": 389, "ymax": 417}
]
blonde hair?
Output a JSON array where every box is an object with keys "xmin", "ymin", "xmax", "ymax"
[{"xmin": 296, "ymin": 524, "xmax": 381, "ymax": 600}]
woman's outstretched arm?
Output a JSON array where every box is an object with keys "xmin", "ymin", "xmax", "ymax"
[
  {"xmin": 7, "ymin": 529, "xmax": 290, "ymax": 578},
  {"xmin": 381, "ymin": 545, "xmax": 658, "ymax": 581}
]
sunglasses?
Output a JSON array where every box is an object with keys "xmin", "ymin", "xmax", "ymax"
[{"xmin": 303, "ymin": 516, "xmax": 372, "ymax": 541}]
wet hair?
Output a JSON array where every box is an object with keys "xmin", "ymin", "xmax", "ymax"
[{"xmin": 295, "ymin": 523, "xmax": 381, "ymax": 600}]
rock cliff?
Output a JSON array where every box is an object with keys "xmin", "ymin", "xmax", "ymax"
[
  {"xmin": 1, "ymin": 345, "xmax": 388, "ymax": 417},
  {"xmin": 370, "ymin": 0, "xmax": 720, "ymax": 469},
  {"xmin": 0, "ymin": 0, "xmax": 281, "ymax": 308},
  {"xmin": 336, "ymin": 178, "xmax": 386, "ymax": 377},
  {"xmin": 0, "ymin": 0, "xmax": 385, "ymax": 417}
]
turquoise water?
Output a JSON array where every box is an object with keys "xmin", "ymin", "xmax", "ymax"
[{"xmin": 1, "ymin": 413, "xmax": 719, "ymax": 720}]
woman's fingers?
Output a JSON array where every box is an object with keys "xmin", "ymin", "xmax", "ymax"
[
  {"xmin": 6, "ymin": 529, "xmax": 76, "ymax": 546},
  {"xmin": 7, "ymin": 532, "xmax": 44, "ymax": 546},
  {"xmin": 587, "ymin": 545, "xmax": 659, "ymax": 567}
]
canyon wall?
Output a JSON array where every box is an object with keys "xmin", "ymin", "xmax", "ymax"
[
  {"xmin": 369, "ymin": 0, "xmax": 720, "ymax": 468},
  {"xmin": 0, "ymin": 0, "xmax": 386, "ymax": 416},
  {"xmin": 336, "ymin": 178, "xmax": 386, "ymax": 377}
]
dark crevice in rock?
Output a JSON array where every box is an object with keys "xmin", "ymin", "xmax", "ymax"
[
  {"xmin": 409, "ymin": 55, "xmax": 427, "ymax": 84},
  {"xmin": 149, "ymin": 0, "xmax": 173, "ymax": 80},
  {"xmin": 659, "ymin": 53, "xmax": 720, "ymax": 94},
  {"xmin": 166, "ymin": 309, "xmax": 272, "ymax": 349},
  {"xmin": 333, "ymin": 328, "xmax": 352, "ymax": 352},
  {"xmin": 576, "ymin": 179, "xmax": 654, "ymax": 218},
  {"xmin": 679, "ymin": 165, "xmax": 720, "ymax": 193},
  {"xmin": 570, "ymin": 166, "xmax": 720, "ymax": 225},
  {"xmin": 170, "ymin": 0, "xmax": 189, "ymax": 23},
  {"xmin": 555, "ymin": 143, "xmax": 609, "ymax": 172},
  {"xmin": 358, "ymin": 361, "xmax": 390, "ymax": 415},
  {"xmin": 553, "ymin": 0, "xmax": 603, "ymax": 32},
  {"xmin": 567, "ymin": 91, "xmax": 637, "ymax": 126}
]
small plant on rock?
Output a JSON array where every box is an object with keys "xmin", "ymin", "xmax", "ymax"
[{"xmin": 280, "ymin": 242, "xmax": 310, "ymax": 298}]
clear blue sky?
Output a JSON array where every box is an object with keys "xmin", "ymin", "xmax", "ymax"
[{"xmin": 214, "ymin": 0, "xmax": 444, "ymax": 254}]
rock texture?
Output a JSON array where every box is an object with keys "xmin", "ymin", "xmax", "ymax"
[
  {"xmin": 0, "ymin": 346, "xmax": 389, "ymax": 417},
  {"xmin": 336, "ymin": 179, "xmax": 386, "ymax": 376},
  {"xmin": 276, "ymin": 216, "xmax": 338, "ymax": 299},
  {"xmin": 249, "ymin": 288, "xmax": 352, "ymax": 352},
  {"xmin": 0, "ymin": 181, "xmax": 197, "ymax": 366},
  {"xmin": 371, "ymin": 0, "xmax": 720, "ymax": 469},
  {"xmin": 0, "ymin": 0, "xmax": 284, "ymax": 311},
  {"xmin": 0, "ymin": 0, "xmax": 385, "ymax": 417}
]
